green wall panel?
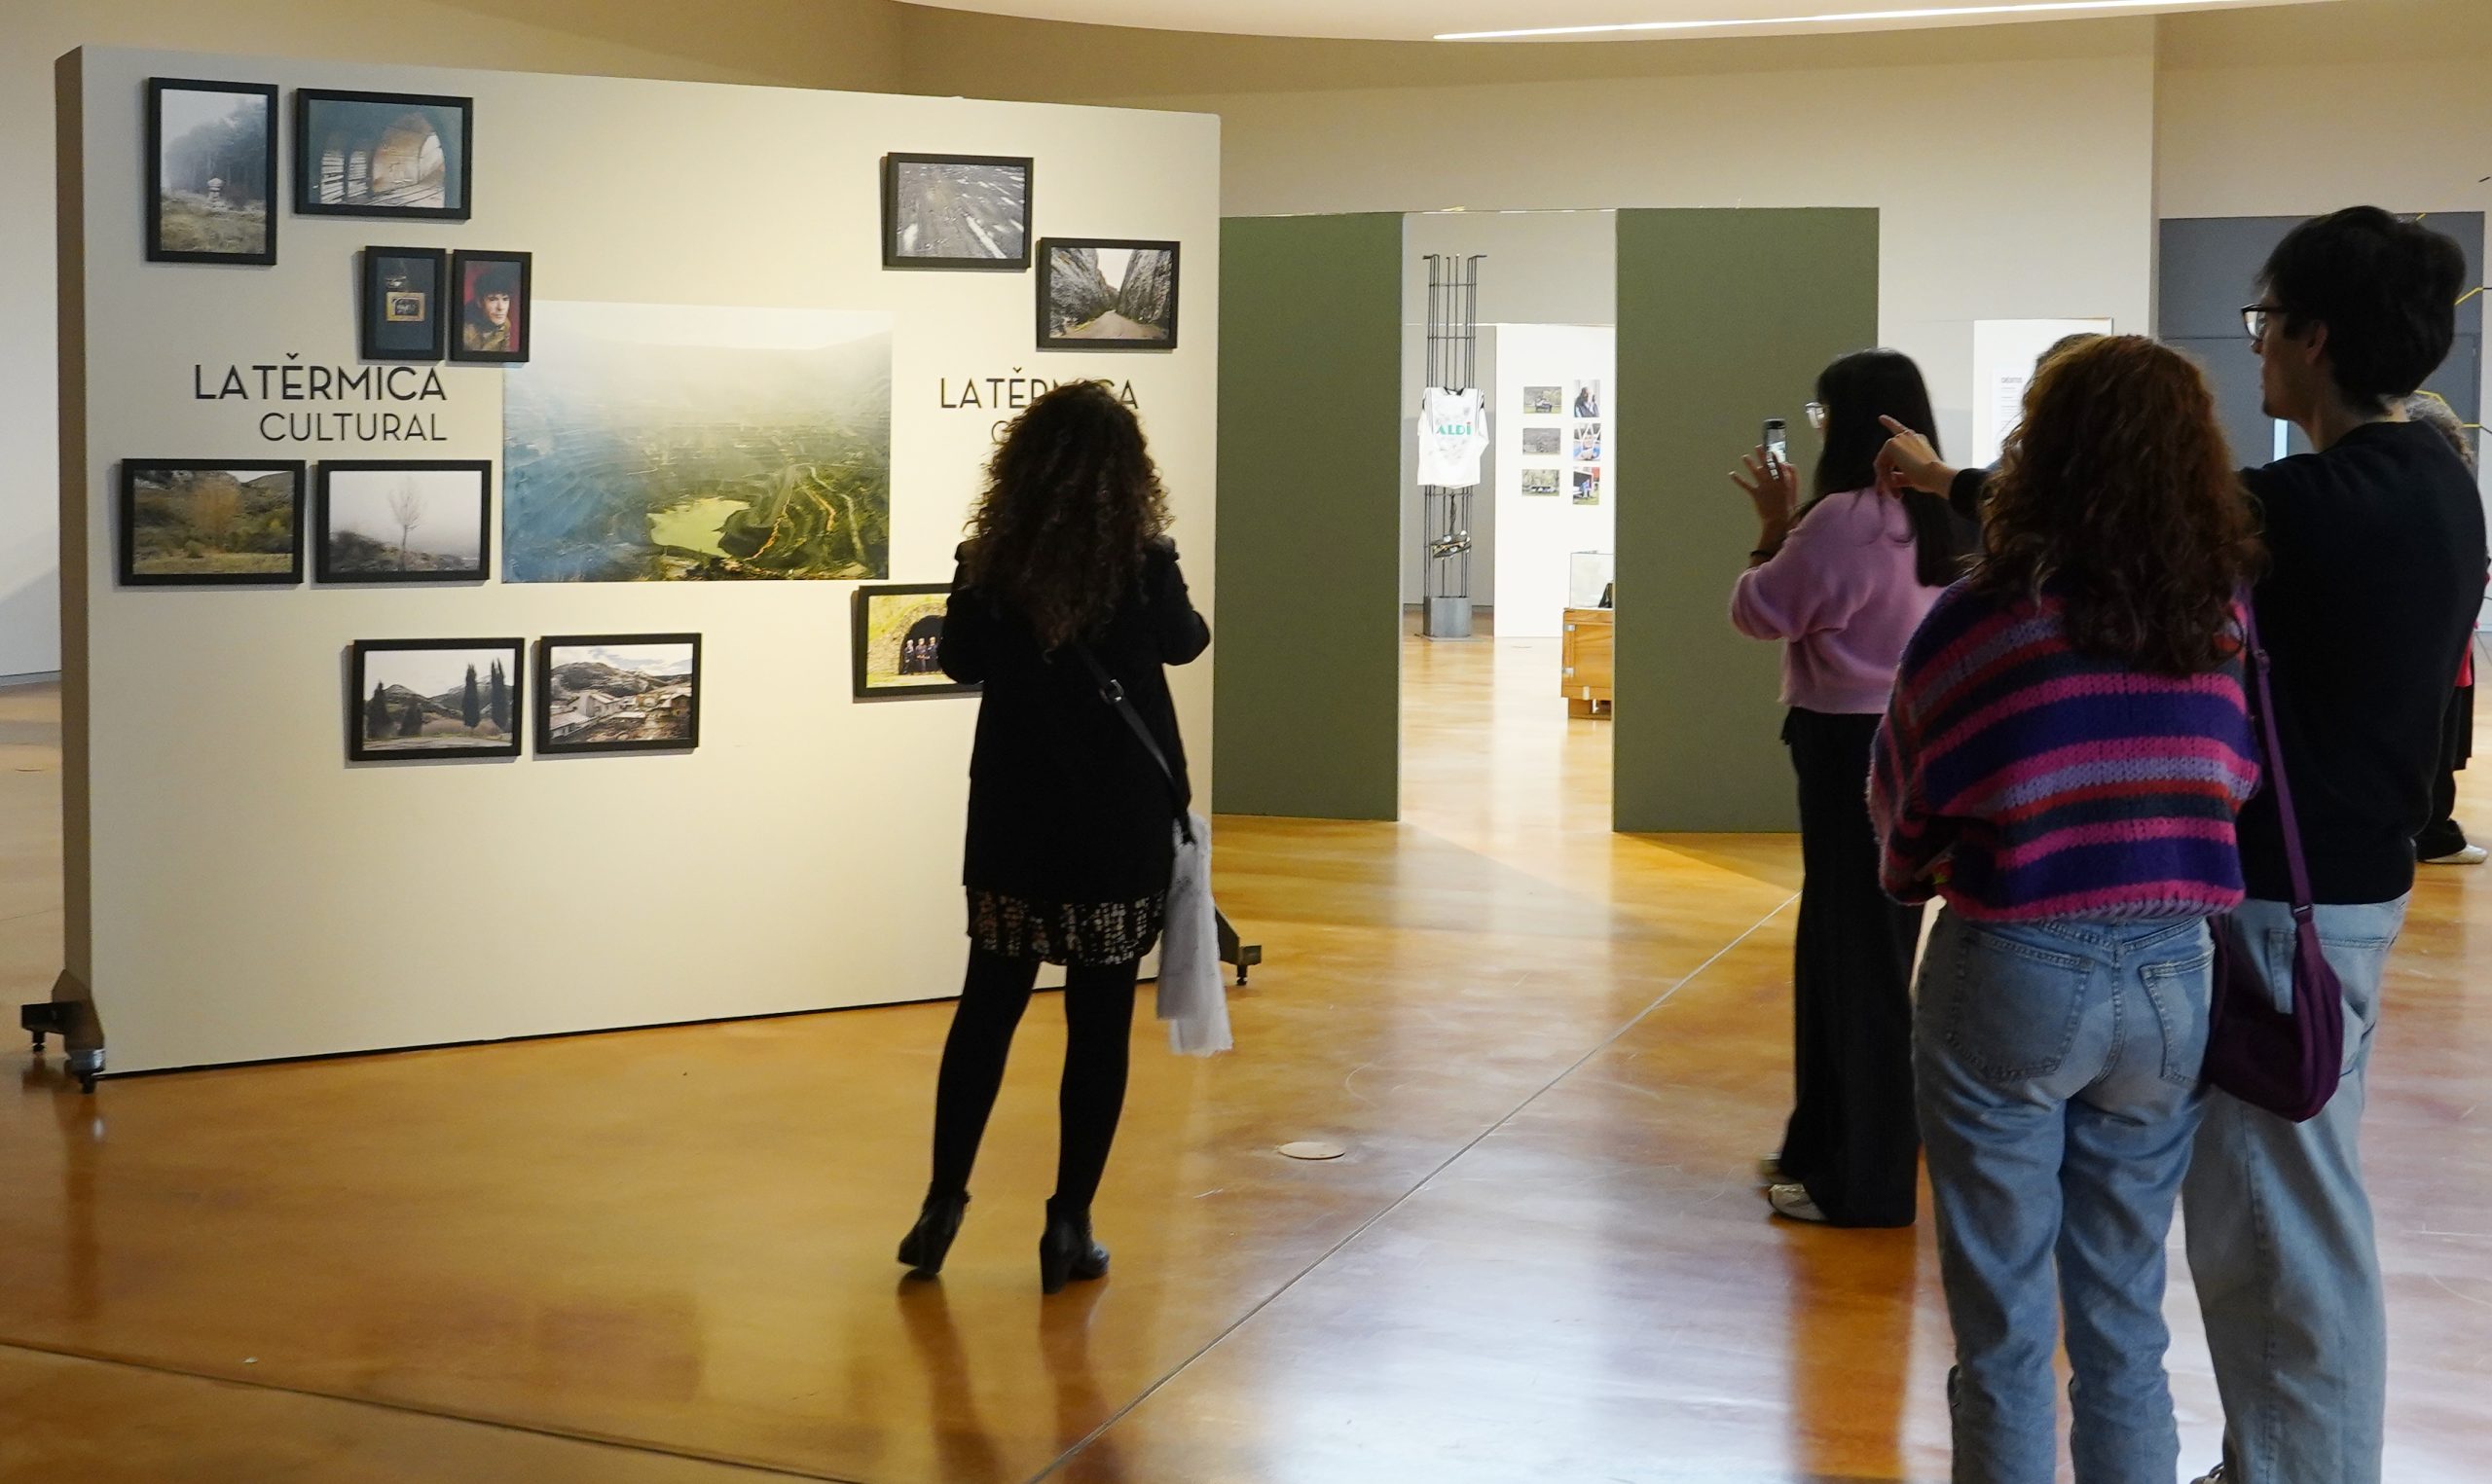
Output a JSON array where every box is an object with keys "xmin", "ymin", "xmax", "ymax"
[
  {"xmin": 1213, "ymin": 213, "xmax": 1404, "ymax": 820},
  {"xmin": 1613, "ymin": 208, "xmax": 1880, "ymax": 833}
]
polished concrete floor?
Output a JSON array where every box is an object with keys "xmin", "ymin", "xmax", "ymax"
[{"xmin": 0, "ymin": 639, "xmax": 2486, "ymax": 1482}]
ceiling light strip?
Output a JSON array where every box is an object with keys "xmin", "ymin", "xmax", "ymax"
[{"xmin": 1437, "ymin": 0, "xmax": 2266, "ymax": 43}]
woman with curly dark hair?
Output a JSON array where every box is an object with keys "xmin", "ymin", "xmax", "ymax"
[
  {"xmin": 1870, "ymin": 335, "xmax": 2263, "ymax": 1481},
  {"xmin": 897, "ymin": 380, "xmax": 1209, "ymax": 1293}
]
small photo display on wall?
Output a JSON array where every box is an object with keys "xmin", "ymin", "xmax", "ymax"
[
  {"xmin": 1521, "ymin": 386, "xmax": 1562, "ymax": 416},
  {"xmin": 1521, "ymin": 467, "xmax": 1562, "ymax": 496},
  {"xmin": 119, "ymin": 458, "xmax": 305, "ymax": 586},
  {"xmin": 1038, "ymin": 239, "xmax": 1179, "ymax": 350},
  {"xmin": 1520, "ymin": 426, "xmax": 1561, "ymax": 456},
  {"xmin": 854, "ymin": 584, "xmax": 976, "ymax": 700},
  {"xmin": 146, "ymin": 78, "xmax": 278, "ymax": 266},
  {"xmin": 537, "ymin": 634, "xmax": 702, "ymax": 754},
  {"xmin": 295, "ymin": 88, "xmax": 473, "ymax": 220},
  {"xmin": 1573, "ymin": 468, "xmax": 1602, "ymax": 506},
  {"xmin": 450, "ymin": 251, "xmax": 531, "ymax": 363},
  {"xmin": 348, "ymin": 638, "xmax": 524, "ymax": 762},
  {"xmin": 359, "ymin": 246, "xmax": 449, "ymax": 361},
  {"xmin": 316, "ymin": 460, "xmax": 492, "ymax": 583},
  {"xmin": 1572, "ymin": 424, "xmax": 1603, "ymax": 461},
  {"xmin": 1572, "ymin": 381, "xmax": 1602, "ymax": 418},
  {"xmin": 882, "ymin": 153, "xmax": 1033, "ymax": 270}
]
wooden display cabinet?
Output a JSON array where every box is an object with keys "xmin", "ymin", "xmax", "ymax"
[{"xmin": 1561, "ymin": 607, "xmax": 1613, "ymax": 719}]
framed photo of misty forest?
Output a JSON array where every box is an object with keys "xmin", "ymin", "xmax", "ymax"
[
  {"xmin": 147, "ymin": 78, "xmax": 279, "ymax": 266},
  {"xmin": 1037, "ymin": 238, "xmax": 1180, "ymax": 350}
]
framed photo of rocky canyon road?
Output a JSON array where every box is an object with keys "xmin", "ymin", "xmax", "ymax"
[
  {"xmin": 536, "ymin": 633, "xmax": 703, "ymax": 754},
  {"xmin": 882, "ymin": 153, "xmax": 1033, "ymax": 271},
  {"xmin": 1037, "ymin": 238, "xmax": 1179, "ymax": 350}
]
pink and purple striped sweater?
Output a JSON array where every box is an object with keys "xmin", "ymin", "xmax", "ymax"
[{"xmin": 1870, "ymin": 583, "xmax": 2260, "ymax": 923}]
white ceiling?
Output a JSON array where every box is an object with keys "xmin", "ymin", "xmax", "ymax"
[{"xmin": 899, "ymin": 0, "xmax": 2333, "ymax": 44}]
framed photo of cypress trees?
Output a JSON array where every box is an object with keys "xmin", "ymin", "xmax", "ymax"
[{"xmin": 348, "ymin": 638, "xmax": 524, "ymax": 762}]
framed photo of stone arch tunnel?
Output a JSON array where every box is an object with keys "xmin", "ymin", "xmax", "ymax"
[
  {"xmin": 147, "ymin": 77, "xmax": 279, "ymax": 265},
  {"xmin": 854, "ymin": 584, "xmax": 976, "ymax": 701},
  {"xmin": 536, "ymin": 633, "xmax": 703, "ymax": 754},
  {"xmin": 294, "ymin": 88, "xmax": 472, "ymax": 220},
  {"xmin": 1036, "ymin": 238, "xmax": 1180, "ymax": 350},
  {"xmin": 882, "ymin": 153, "xmax": 1034, "ymax": 271}
]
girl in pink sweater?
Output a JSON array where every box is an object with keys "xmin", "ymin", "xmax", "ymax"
[{"xmin": 1726, "ymin": 348, "xmax": 1970, "ymax": 1226}]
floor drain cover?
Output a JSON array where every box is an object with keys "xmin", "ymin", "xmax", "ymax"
[{"xmin": 1278, "ymin": 1140, "xmax": 1346, "ymax": 1161}]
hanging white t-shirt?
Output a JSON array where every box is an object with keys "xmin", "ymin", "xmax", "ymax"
[{"xmin": 1416, "ymin": 387, "xmax": 1490, "ymax": 488}]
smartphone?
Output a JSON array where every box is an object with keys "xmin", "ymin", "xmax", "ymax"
[{"xmin": 1763, "ymin": 417, "xmax": 1789, "ymax": 480}]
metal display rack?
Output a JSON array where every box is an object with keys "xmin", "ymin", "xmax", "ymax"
[{"xmin": 1420, "ymin": 253, "xmax": 1484, "ymax": 639}]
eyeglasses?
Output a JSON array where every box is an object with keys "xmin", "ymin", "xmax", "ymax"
[
  {"xmin": 1803, "ymin": 401, "xmax": 1828, "ymax": 431},
  {"xmin": 2242, "ymin": 303, "xmax": 2287, "ymax": 344}
]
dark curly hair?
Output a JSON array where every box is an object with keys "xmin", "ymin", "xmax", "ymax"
[
  {"xmin": 1973, "ymin": 336, "xmax": 2262, "ymax": 675},
  {"xmin": 963, "ymin": 380, "xmax": 1171, "ymax": 650}
]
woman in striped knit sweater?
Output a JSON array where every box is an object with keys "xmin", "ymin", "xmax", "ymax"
[{"xmin": 1871, "ymin": 336, "xmax": 2263, "ymax": 1484}]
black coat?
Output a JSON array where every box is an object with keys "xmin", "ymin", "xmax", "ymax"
[{"xmin": 941, "ymin": 539, "xmax": 1210, "ymax": 903}]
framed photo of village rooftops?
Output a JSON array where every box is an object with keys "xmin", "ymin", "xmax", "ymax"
[{"xmin": 535, "ymin": 633, "xmax": 703, "ymax": 755}]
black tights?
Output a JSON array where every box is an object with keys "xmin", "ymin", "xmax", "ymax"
[{"xmin": 928, "ymin": 948, "xmax": 1139, "ymax": 1214}]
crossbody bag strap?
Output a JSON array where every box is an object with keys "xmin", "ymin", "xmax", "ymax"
[
  {"xmin": 2238, "ymin": 590, "xmax": 2318, "ymax": 917},
  {"xmin": 1070, "ymin": 641, "xmax": 1194, "ymax": 846}
]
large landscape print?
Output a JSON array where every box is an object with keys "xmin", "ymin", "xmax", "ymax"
[{"xmin": 502, "ymin": 303, "xmax": 892, "ymax": 582}]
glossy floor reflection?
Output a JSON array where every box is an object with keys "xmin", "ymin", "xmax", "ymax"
[{"xmin": 0, "ymin": 636, "xmax": 2485, "ymax": 1482}]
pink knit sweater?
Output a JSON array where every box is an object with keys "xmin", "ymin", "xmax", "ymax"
[{"xmin": 1730, "ymin": 489, "xmax": 1946, "ymax": 714}]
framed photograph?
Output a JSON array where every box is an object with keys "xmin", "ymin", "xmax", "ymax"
[
  {"xmin": 537, "ymin": 634, "xmax": 702, "ymax": 754},
  {"xmin": 1573, "ymin": 468, "xmax": 1603, "ymax": 506},
  {"xmin": 854, "ymin": 584, "xmax": 975, "ymax": 701},
  {"xmin": 147, "ymin": 78, "xmax": 278, "ymax": 266},
  {"xmin": 882, "ymin": 153, "xmax": 1033, "ymax": 271},
  {"xmin": 294, "ymin": 88, "xmax": 472, "ymax": 220},
  {"xmin": 1521, "ymin": 467, "xmax": 1562, "ymax": 496},
  {"xmin": 348, "ymin": 639, "xmax": 524, "ymax": 762},
  {"xmin": 1572, "ymin": 423, "xmax": 1603, "ymax": 462},
  {"xmin": 119, "ymin": 459, "xmax": 304, "ymax": 586},
  {"xmin": 359, "ymin": 246, "xmax": 448, "ymax": 361},
  {"xmin": 1572, "ymin": 381, "xmax": 1603, "ymax": 418},
  {"xmin": 449, "ymin": 251, "xmax": 531, "ymax": 363},
  {"xmin": 1037, "ymin": 238, "xmax": 1179, "ymax": 350},
  {"xmin": 1520, "ymin": 426, "xmax": 1561, "ymax": 456},
  {"xmin": 316, "ymin": 460, "xmax": 491, "ymax": 583}
]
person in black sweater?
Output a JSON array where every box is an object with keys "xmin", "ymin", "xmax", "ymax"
[
  {"xmin": 896, "ymin": 381, "xmax": 1210, "ymax": 1294},
  {"xmin": 1880, "ymin": 207, "xmax": 2482, "ymax": 1484}
]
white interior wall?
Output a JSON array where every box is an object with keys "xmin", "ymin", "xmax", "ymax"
[
  {"xmin": 1399, "ymin": 210, "xmax": 1618, "ymax": 607},
  {"xmin": 68, "ymin": 47, "xmax": 1217, "ymax": 1072},
  {"xmin": 0, "ymin": 0, "xmax": 904, "ymax": 680},
  {"xmin": 1492, "ymin": 323, "xmax": 1616, "ymax": 638}
]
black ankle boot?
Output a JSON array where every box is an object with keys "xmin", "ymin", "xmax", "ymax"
[
  {"xmin": 898, "ymin": 1192, "xmax": 969, "ymax": 1279},
  {"xmin": 1039, "ymin": 1202, "xmax": 1109, "ymax": 1294}
]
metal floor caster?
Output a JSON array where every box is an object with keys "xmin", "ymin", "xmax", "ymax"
[{"xmin": 67, "ymin": 1048, "xmax": 104, "ymax": 1094}]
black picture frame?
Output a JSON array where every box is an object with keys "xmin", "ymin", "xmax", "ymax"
[
  {"xmin": 294, "ymin": 88, "xmax": 473, "ymax": 220},
  {"xmin": 853, "ymin": 584, "xmax": 976, "ymax": 701},
  {"xmin": 315, "ymin": 459, "xmax": 493, "ymax": 584},
  {"xmin": 880, "ymin": 153, "xmax": 1035, "ymax": 271},
  {"xmin": 348, "ymin": 638, "xmax": 525, "ymax": 763},
  {"xmin": 146, "ymin": 78, "xmax": 279, "ymax": 266},
  {"xmin": 118, "ymin": 458, "xmax": 305, "ymax": 587},
  {"xmin": 1036, "ymin": 238, "xmax": 1180, "ymax": 351},
  {"xmin": 535, "ymin": 633, "xmax": 704, "ymax": 754},
  {"xmin": 447, "ymin": 250, "xmax": 531, "ymax": 364},
  {"xmin": 358, "ymin": 245, "xmax": 449, "ymax": 361}
]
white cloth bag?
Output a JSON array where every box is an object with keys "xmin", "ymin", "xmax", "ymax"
[{"xmin": 1156, "ymin": 811, "xmax": 1228, "ymax": 1056}]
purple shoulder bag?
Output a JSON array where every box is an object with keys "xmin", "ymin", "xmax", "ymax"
[{"xmin": 2202, "ymin": 594, "xmax": 2344, "ymax": 1123}]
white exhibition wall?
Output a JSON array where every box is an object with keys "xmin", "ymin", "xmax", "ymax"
[
  {"xmin": 1492, "ymin": 324, "xmax": 1614, "ymax": 638},
  {"xmin": 1969, "ymin": 317, "xmax": 2116, "ymax": 468},
  {"xmin": 64, "ymin": 47, "xmax": 1220, "ymax": 1072}
]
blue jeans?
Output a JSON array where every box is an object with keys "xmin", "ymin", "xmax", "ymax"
[
  {"xmin": 1915, "ymin": 909, "xmax": 2216, "ymax": 1484},
  {"xmin": 2181, "ymin": 894, "xmax": 2406, "ymax": 1484}
]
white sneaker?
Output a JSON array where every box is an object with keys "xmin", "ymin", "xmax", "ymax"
[
  {"xmin": 1768, "ymin": 1182, "xmax": 1827, "ymax": 1222},
  {"xmin": 2423, "ymin": 844, "xmax": 2488, "ymax": 865}
]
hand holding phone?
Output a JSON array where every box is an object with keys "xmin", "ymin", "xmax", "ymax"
[{"xmin": 1763, "ymin": 417, "xmax": 1789, "ymax": 481}]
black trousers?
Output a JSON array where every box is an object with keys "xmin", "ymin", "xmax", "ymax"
[
  {"xmin": 2416, "ymin": 682, "xmax": 2474, "ymax": 860},
  {"xmin": 1779, "ymin": 707, "xmax": 1924, "ymax": 1227},
  {"xmin": 927, "ymin": 948, "xmax": 1140, "ymax": 1214}
]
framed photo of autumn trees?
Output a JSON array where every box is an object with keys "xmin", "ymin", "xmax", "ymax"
[
  {"xmin": 349, "ymin": 638, "xmax": 524, "ymax": 762},
  {"xmin": 316, "ymin": 460, "xmax": 491, "ymax": 583},
  {"xmin": 119, "ymin": 458, "xmax": 305, "ymax": 586}
]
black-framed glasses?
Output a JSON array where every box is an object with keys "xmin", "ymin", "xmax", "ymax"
[{"xmin": 2242, "ymin": 303, "xmax": 2286, "ymax": 343}]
